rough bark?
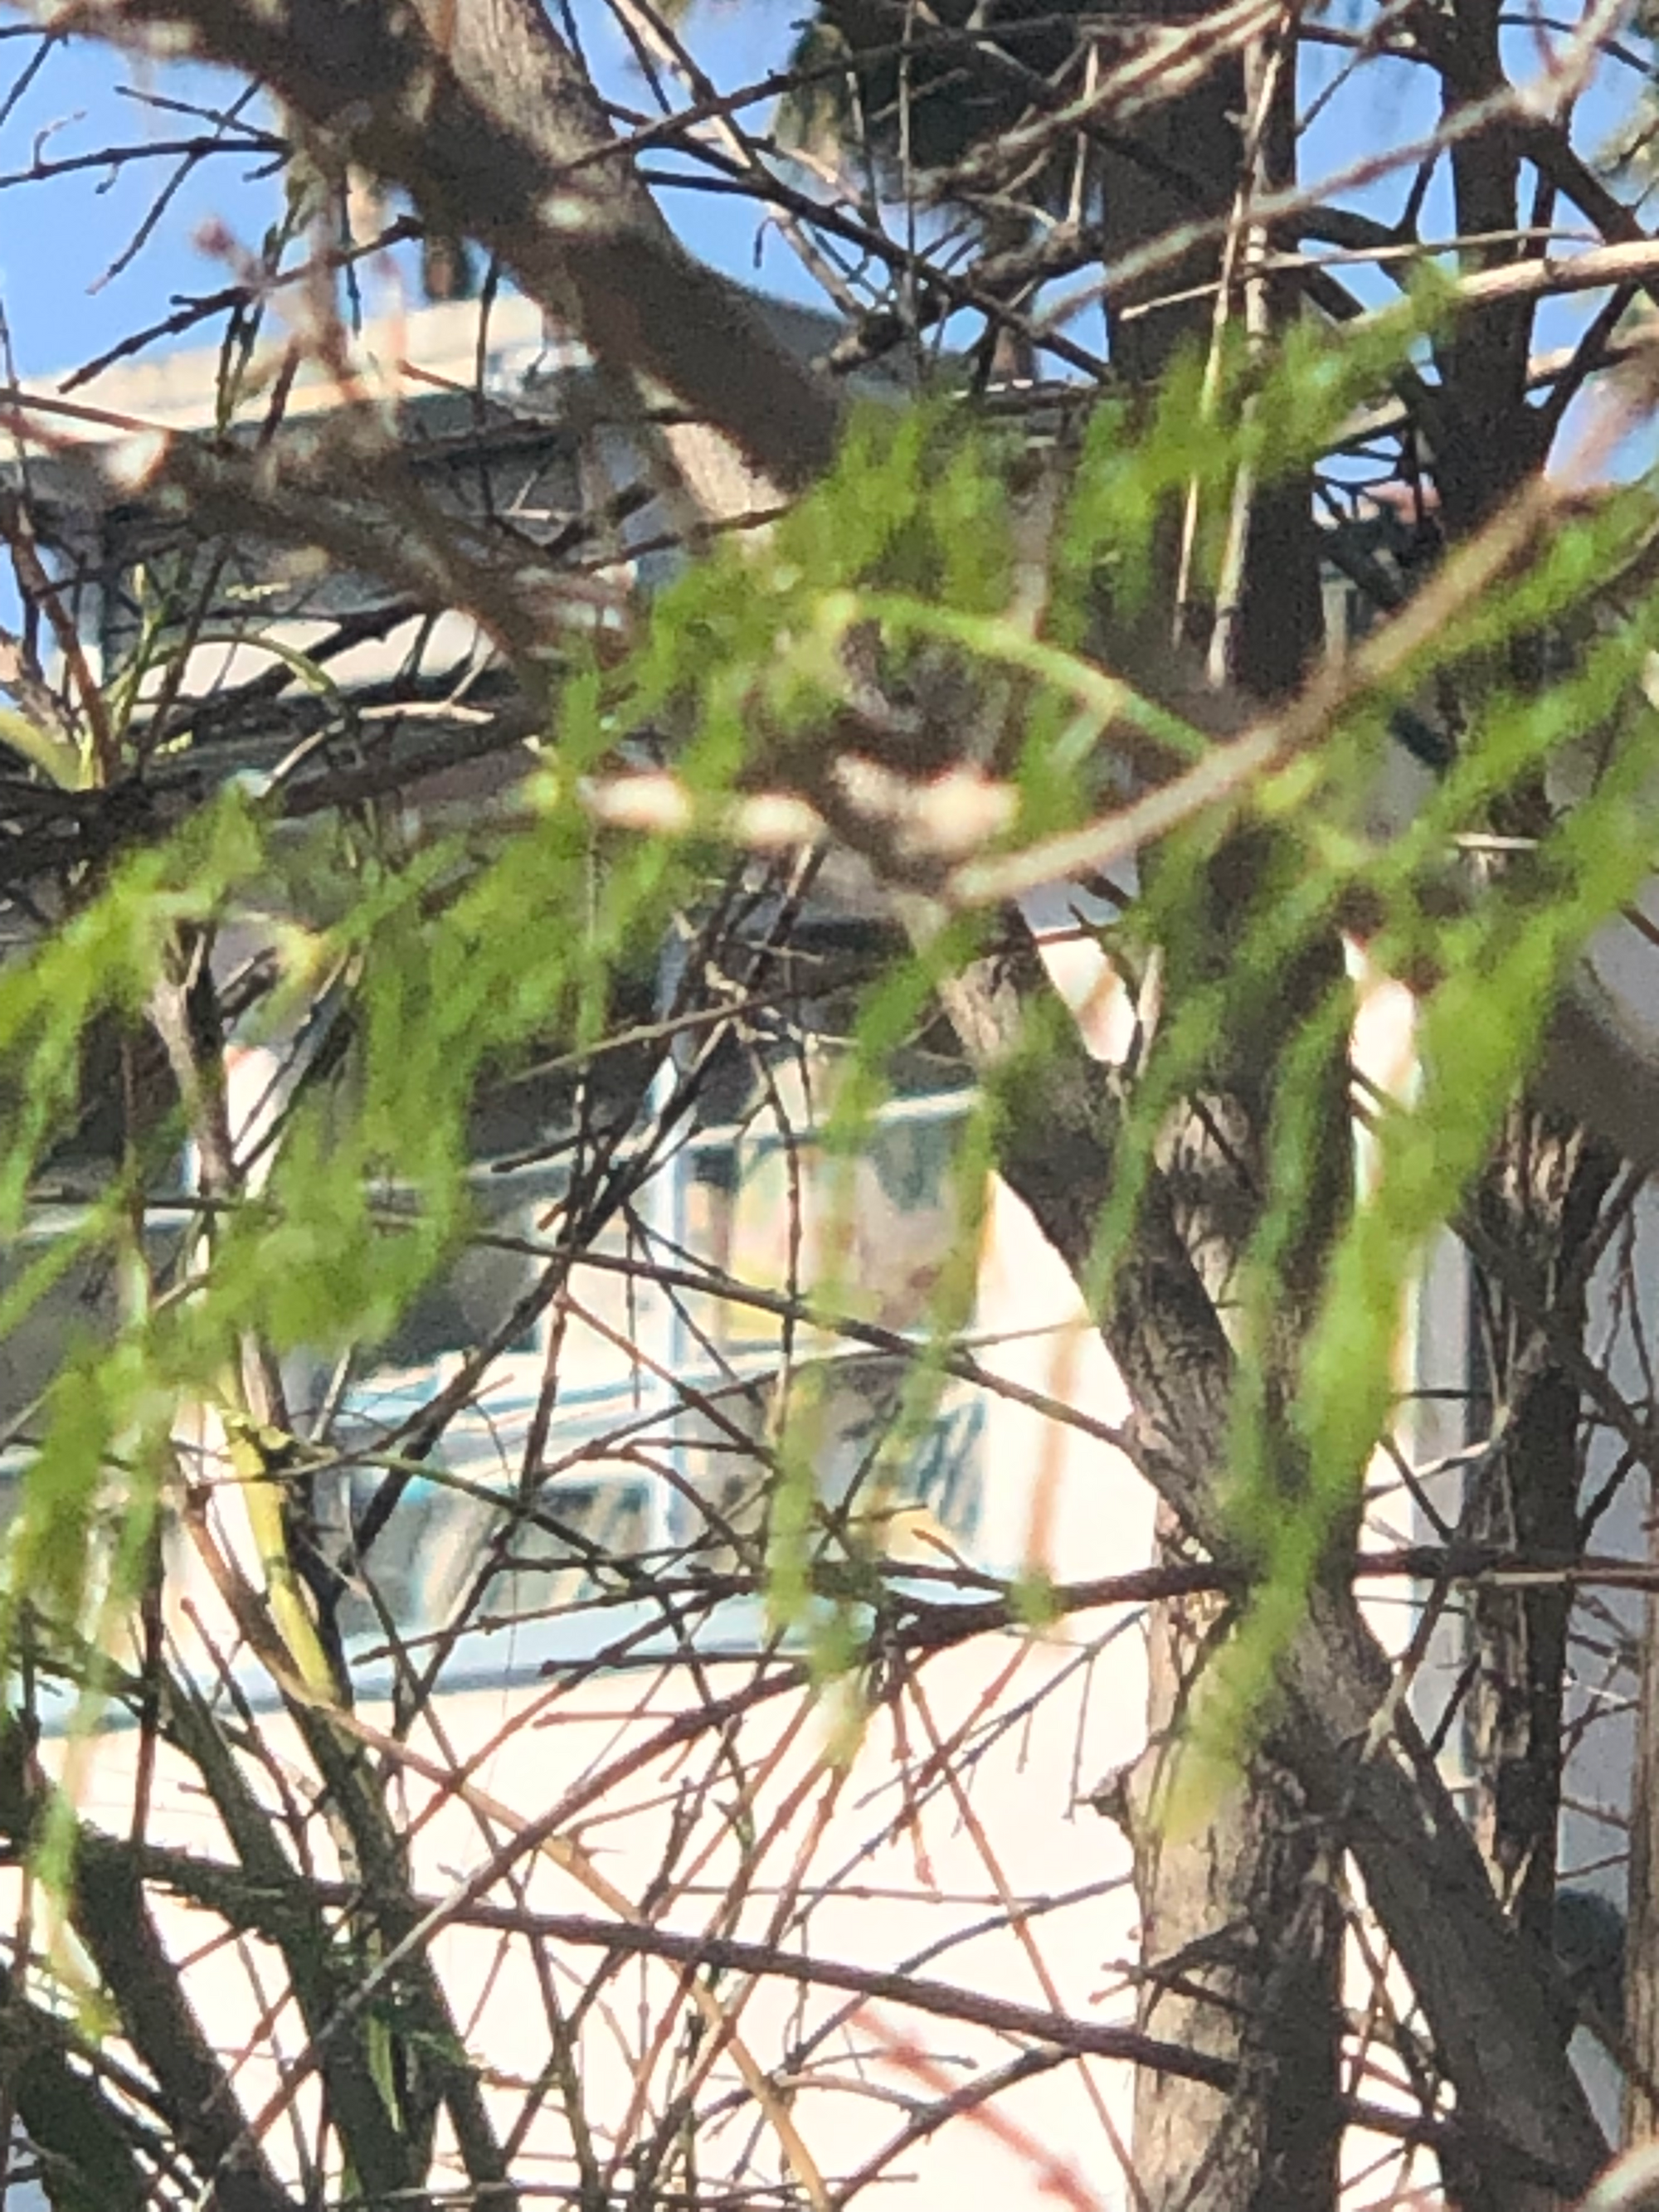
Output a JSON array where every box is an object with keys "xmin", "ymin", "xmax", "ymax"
[
  {"xmin": 1117, "ymin": 1512, "xmax": 1343, "ymax": 2212},
  {"xmin": 1466, "ymin": 1114, "xmax": 1618, "ymax": 1939},
  {"xmin": 1103, "ymin": 17, "xmax": 1346, "ymax": 2200},
  {"xmin": 1438, "ymin": 0, "xmax": 1544, "ymax": 537},
  {"xmin": 1432, "ymin": 0, "xmax": 1609, "ymax": 1974},
  {"xmin": 1627, "ymin": 1509, "xmax": 1659, "ymax": 2142},
  {"xmin": 949, "ymin": 944, "xmax": 1608, "ymax": 2203},
  {"xmin": 60, "ymin": 0, "xmax": 843, "ymax": 510}
]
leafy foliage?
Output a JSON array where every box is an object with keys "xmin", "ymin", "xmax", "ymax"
[{"xmin": 2, "ymin": 288, "xmax": 1652, "ymax": 1759}]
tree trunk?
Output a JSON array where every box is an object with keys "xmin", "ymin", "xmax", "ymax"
[
  {"xmin": 1097, "ymin": 17, "xmax": 1344, "ymax": 2205},
  {"xmin": 941, "ymin": 936, "xmax": 1608, "ymax": 2205},
  {"xmin": 1466, "ymin": 1116, "xmax": 1618, "ymax": 1941},
  {"xmin": 1627, "ymin": 1472, "xmax": 1659, "ymax": 2142},
  {"xmin": 1118, "ymin": 1511, "xmax": 1342, "ymax": 2212}
]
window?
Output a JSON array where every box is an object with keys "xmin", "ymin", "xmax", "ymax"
[{"xmin": 334, "ymin": 1055, "xmax": 988, "ymax": 1646}]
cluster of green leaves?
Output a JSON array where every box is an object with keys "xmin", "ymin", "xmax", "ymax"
[
  {"xmin": 0, "ymin": 275, "xmax": 1653, "ymax": 1777},
  {"xmin": 1072, "ymin": 310, "xmax": 1659, "ymax": 1767}
]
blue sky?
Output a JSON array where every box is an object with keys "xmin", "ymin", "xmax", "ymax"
[
  {"xmin": 0, "ymin": 0, "xmax": 1654, "ymax": 479},
  {"xmin": 0, "ymin": 4, "xmax": 822, "ymax": 382},
  {"xmin": 0, "ymin": 2, "xmax": 1647, "ymax": 386}
]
